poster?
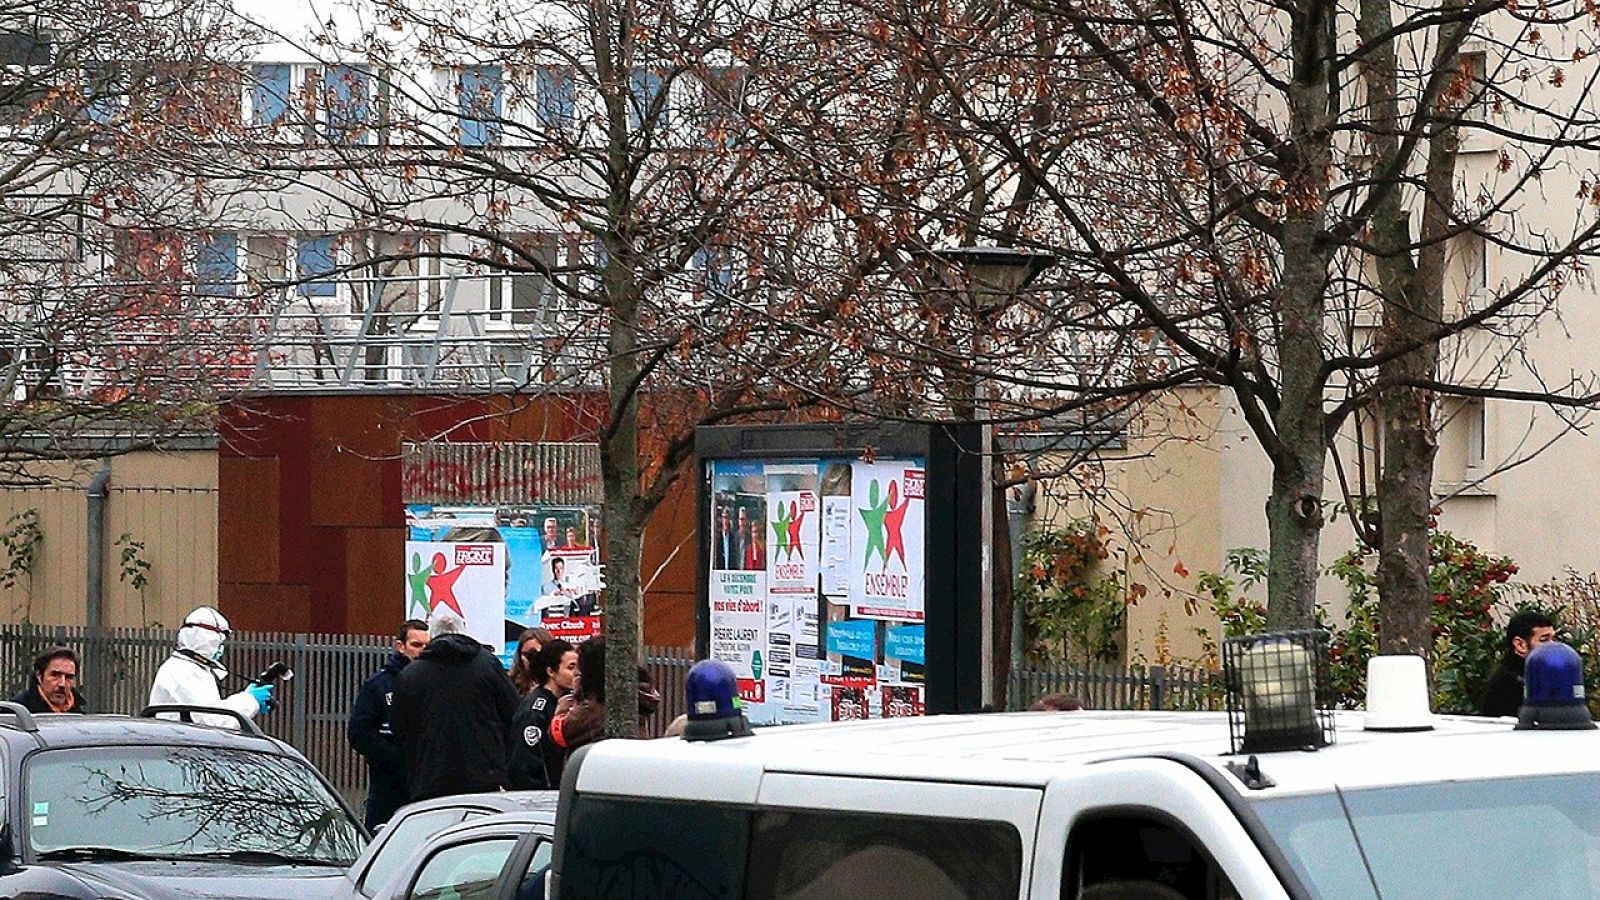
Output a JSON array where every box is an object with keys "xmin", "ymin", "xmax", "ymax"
[
  {"xmin": 848, "ymin": 461, "xmax": 927, "ymax": 621},
  {"xmin": 705, "ymin": 455, "xmax": 926, "ymax": 727},
  {"xmin": 402, "ymin": 540, "xmax": 506, "ymax": 649},
  {"xmin": 407, "ymin": 503, "xmax": 604, "ymax": 665}
]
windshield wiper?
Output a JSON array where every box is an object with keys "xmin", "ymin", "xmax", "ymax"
[
  {"xmin": 181, "ymin": 849, "xmax": 345, "ymax": 867},
  {"xmin": 37, "ymin": 847, "xmax": 171, "ymax": 862}
]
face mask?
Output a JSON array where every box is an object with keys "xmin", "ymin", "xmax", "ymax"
[{"xmin": 211, "ymin": 643, "xmax": 225, "ymax": 662}]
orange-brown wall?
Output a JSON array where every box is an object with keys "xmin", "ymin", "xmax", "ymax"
[{"xmin": 217, "ymin": 394, "xmax": 697, "ymax": 645}]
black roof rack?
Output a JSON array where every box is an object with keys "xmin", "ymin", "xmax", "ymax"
[
  {"xmin": 138, "ymin": 705, "xmax": 266, "ymax": 738},
  {"xmin": 0, "ymin": 700, "xmax": 38, "ymax": 733}
]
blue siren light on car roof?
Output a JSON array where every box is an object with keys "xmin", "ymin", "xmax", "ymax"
[
  {"xmin": 682, "ymin": 658, "xmax": 754, "ymax": 742},
  {"xmin": 1516, "ymin": 641, "xmax": 1596, "ymax": 731}
]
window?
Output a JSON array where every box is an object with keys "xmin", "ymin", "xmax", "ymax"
[
  {"xmin": 628, "ymin": 67, "xmax": 667, "ymax": 131},
  {"xmin": 84, "ymin": 63, "xmax": 122, "ymax": 125},
  {"xmin": 1460, "ymin": 50, "xmax": 1488, "ymax": 121},
  {"xmin": 746, "ymin": 809, "xmax": 1022, "ymax": 900},
  {"xmin": 534, "ymin": 66, "xmax": 575, "ymax": 131},
  {"xmin": 296, "ymin": 234, "xmax": 339, "ymax": 298},
  {"xmin": 1464, "ymin": 399, "xmax": 1487, "ymax": 471},
  {"xmin": 196, "ymin": 232, "xmax": 239, "ymax": 296},
  {"xmin": 698, "ymin": 66, "xmax": 744, "ymax": 147},
  {"xmin": 249, "ymin": 63, "xmax": 290, "ymax": 128},
  {"xmin": 559, "ymin": 797, "xmax": 748, "ymax": 899},
  {"xmin": 488, "ymin": 234, "xmax": 561, "ymax": 325},
  {"xmin": 406, "ymin": 837, "xmax": 518, "ymax": 900},
  {"xmin": 1462, "ymin": 232, "xmax": 1487, "ymax": 298},
  {"xmin": 693, "ymin": 245, "xmax": 737, "ymax": 297},
  {"xmin": 25, "ymin": 745, "xmax": 361, "ymax": 864},
  {"xmin": 0, "ymin": 30, "xmax": 51, "ymax": 126},
  {"xmin": 512, "ymin": 840, "xmax": 553, "ymax": 897},
  {"xmin": 362, "ymin": 807, "xmax": 482, "ymax": 894},
  {"xmin": 458, "ymin": 65, "xmax": 502, "ymax": 147},
  {"xmin": 1254, "ymin": 775, "xmax": 1600, "ymax": 899},
  {"xmin": 245, "ymin": 233, "xmax": 289, "ymax": 293},
  {"xmin": 324, "ymin": 64, "xmax": 372, "ymax": 143},
  {"xmin": 1064, "ymin": 814, "xmax": 1240, "ymax": 900}
]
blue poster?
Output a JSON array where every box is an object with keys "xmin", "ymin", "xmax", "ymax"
[
  {"xmin": 826, "ymin": 619, "xmax": 876, "ymax": 659},
  {"xmin": 884, "ymin": 625, "xmax": 925, "ymax": 665}
]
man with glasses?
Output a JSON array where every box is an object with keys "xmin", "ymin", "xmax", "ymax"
[
  {"xmin": 349, "ymin": 619, "xmax": 429, "ymax": 829},
  {"xmin": 148, "ymin": 605, "xmax": 273, "ymax": 729}
]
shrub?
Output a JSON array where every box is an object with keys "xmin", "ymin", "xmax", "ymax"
[{"xmin": 1015, "ymin": 520, "xmax": 1125, "ymax": 664}]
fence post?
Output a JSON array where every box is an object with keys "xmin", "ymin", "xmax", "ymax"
[
  {"xmin": 291, "ymin": 632, "xmax": 310, "ymax": 750},
  {"xmin": 1149, "ymin": 665, "xmax": 1166, "ymax": 711}
]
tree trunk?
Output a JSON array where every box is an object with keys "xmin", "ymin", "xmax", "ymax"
[
  {"xmin": 991, "ymin": 476, "xmax": 1013, "ymax": 707},
  {"xmin": 1265, "ymin": 4, "xmax": 1336, "ymax": 630},
  {"xmin": 1357, "ymin": 0, "xmax": 1464, "ymax": 656},
  {"xmin": 601, "ymin": 281, "xmax": 644, "ymax": 738}
]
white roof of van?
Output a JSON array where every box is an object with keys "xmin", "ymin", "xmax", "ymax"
[{"xmin": 577, "ymin": 711, "xmax": 1600, "ymax": 801}]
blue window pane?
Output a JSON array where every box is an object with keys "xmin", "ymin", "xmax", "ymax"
[
  {"xmin": 251, "ymin": 64, "xmax": 290, "ymax": 127},
  {"xmin": 296, "ymin": 235, "xmax": 338, "ymax": 297},
  {"xmin": 628, "ymin": 68, "xmax": 666, "ymax": 131},
  {"xmin": 459, "ymin": 66, "xmax": 502, "ymax": 147},
  {"xmin": 535, "ymin": 67, "xmax": 574, "ymax": 131},
  {"xmin": 324, "ymin": 65, "xmax": 371, "ymax": 143},
  {"xmin": 196, "ymin": 233, "xmax": 238, "ymax": 296},
  {"xmin": 85, "ymin": 64, "xmax": 121, "ymax": 125},
  {"xmin": 694, "ymin": 247, "xmax": 734, "ymax": 294}
]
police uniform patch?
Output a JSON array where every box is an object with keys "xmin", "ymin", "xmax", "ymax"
[
  {"xmin": 523, "ymin": 725, "xmax": 542, "ymax": 746},
  {"xmin": 532, "ymin": 696, "xmax": 547, "ymax": 711}
]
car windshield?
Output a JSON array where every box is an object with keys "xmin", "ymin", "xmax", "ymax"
[
  {"xmin": 25, "ymin": 745, "xmax": 363, "ymax": 865},
  {"xmin": 1252, "ymin": 774, "xmax": 1600, "ymax": 899}
]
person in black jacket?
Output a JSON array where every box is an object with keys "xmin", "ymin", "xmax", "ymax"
[
  {"xmin": 348, "ymin": 619, "xmax": 428, "ymax": 829},
  {"xmin": 391, "ymin": 611, "xmax": 519, "ymax": 802},
  {"xmin": 508, "ymin": 638, "xmax": 576, "ymax": 790},
  {"xmin": 9, "ymin": 647, "xmax": 88, "ymax": 714},
  {"xmin": 1481, "ymin": 610, "xmax": 1557, "ymax": 717}
]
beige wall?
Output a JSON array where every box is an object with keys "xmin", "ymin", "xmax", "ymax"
[
  {"xmin": 1029, "ymin": 387, "xmax": 1227, "ymax": 666},
  {"xmin": 0, "ymin": 451, "xmax": 218, "ymax": 628}
]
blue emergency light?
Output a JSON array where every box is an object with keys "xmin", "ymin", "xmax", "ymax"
[
  {"xmin": 1515, "ymin": 641, "xmax": 1596, "ymax": 731},
  {"xmin": 682, "ymin": 659, "xmax": 754, "ymax": 742}
]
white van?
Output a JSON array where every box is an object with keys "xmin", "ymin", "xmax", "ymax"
[{"xmin": 548, "ymin": 709, "xmax": 1600, "ymax": 899}]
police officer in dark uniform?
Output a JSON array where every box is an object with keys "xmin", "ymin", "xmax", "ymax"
[
  {"xmin": 349, "ymin": 619, "xmax": 428, "ymax": 829},
  {"xmin": 508, "ymin": 639, "xmax": 577, "ymax": 790}
]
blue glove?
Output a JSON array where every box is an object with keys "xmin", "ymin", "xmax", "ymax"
[{"xmin": 247, "ymin": 683, "xmax": 275, "ymax": 711}]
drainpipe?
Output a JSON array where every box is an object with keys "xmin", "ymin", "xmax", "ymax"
[
  {"xmin": 86, "ymin": 461, "xmax": 112, "ymax": 628},
  {"xmin": 1007, "ymin": 480, "xmax": 1037, "ymax": 676}
]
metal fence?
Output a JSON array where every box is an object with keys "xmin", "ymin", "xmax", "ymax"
[
  {"xmin": 1007, "ymin": 660, "xmax": 1223, "ymax": 711},
  {"xmin": 0, "ymin": 626, "xmax": 1220, "ymax": 808},
  {"xmin": 0, "ymin": 625, "xmax": 695, "ymax": 808}
]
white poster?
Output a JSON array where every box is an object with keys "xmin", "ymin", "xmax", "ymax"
[
  {"xmin": 820, "ymin": 495, "xmax": 852, "ymax": 597},
  {"xmin": 403, "ymin": 540, "xmax": 506, "ymax": 648},
  {"xmin": 766, "ymin": 489, "xmax": 819, "ymax": 592},
  {"xmin": 848, "ymin": 461, "xmax": 927, "ymax": 620},
  {"xmin": 708, "ymin": 569, "xmax": 767, "ymax": 680}
]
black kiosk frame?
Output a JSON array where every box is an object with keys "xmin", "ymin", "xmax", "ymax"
[{"xmin": 695, "ymin": 421, "xmax": 984, "ymax": 717}]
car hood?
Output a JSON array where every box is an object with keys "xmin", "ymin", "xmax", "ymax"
[{"xmin": 60, "ymin": 859, "xmax": 349, "ymax": 899}]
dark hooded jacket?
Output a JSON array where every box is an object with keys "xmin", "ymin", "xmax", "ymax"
[
  {"xmin": 8, "ymin": 685, "xmax": 87, "ymax": 714},
  {"xmin": 348, "ymin": 650, "xmax": 409, "ymax": 828},
  {"xmin": 391, "ymin": 633, "xmax": 519, "ymax": 802},
  {"xmin": 1481, "ymin": 654, "xmax": 1527, "ymax": 718}
]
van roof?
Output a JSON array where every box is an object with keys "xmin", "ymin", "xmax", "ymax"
[{"xmin": 579, "ymin": 710, "xmax": 1600, "ymax": 801}]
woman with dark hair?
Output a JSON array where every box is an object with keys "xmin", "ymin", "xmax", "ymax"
[
  {"xmin": 552, "ymin": 637, "xmax": 608, "ymax": 754},
  {"xmin": 508, "ymin": 638, "xmax": 576, "ymax": 790},
  {"xmin": 509, "ymin": 627, "xmax": 556, "ymax": 696}
]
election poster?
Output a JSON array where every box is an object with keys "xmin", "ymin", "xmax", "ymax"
[
  {"xmin": 407, "ymin": 503, "xmax": 604, "ymax": 666},
  {"xmin": 402, "ymin": 540, "xmax": 506, "ymax": 649},
  {"xmin": 848, "ymin": 461, "xmax": 927, "ymax": 621},
  {"xmin": 704, "ymin": 454, "xmax": 929, "ymax": 727}
]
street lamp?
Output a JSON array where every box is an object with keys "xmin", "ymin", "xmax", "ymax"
[{"xmin": 914, "ymin": 245, "xmax": 1056, "ymax": 708}]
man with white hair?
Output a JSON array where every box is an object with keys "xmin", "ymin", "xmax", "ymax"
[
  {"xmin": 148, "ymin": 606, "xmax": 272, "ymax": 729},
  {"xmin": 390, "ymin": 611, "xmax": 519, "ymax": 801}
]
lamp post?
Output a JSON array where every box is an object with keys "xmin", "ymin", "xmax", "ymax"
[{"xmin": 915, "ymin": 245, "xmax": 1055, "ymax": 708}]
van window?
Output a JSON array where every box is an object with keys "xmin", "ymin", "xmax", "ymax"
[
  {"xmin": 1064, "ymin": 814, "xmax": 1240, "ymax": 900},
  {"xmin": 746, "ymin": 808, "xmax": 1023, "ymax": 899},
  {"xmin": 558, "ymin": 797, "xmax": 748, "ymax": 899}
]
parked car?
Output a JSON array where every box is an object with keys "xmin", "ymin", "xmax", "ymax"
[
  {"xmin": 367, "ymin": 810, "xmax": 556, "ymax": 900},
  {"xmin": 334, "ymin": 791, "xmax": 557, "ymax": 900},
  {"xmin": 0, "ymin": 701, "xmax": 366, "ymax": 899}
]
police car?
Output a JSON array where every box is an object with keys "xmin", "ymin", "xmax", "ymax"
[{"xmin": 548, "ymin": 639, "xmax": 1600, "ymax": 899}]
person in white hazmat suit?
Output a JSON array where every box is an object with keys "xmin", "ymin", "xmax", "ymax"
[{"xmin": 148, "ymin": 606, "xmax": 273, "ymax": 729}]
